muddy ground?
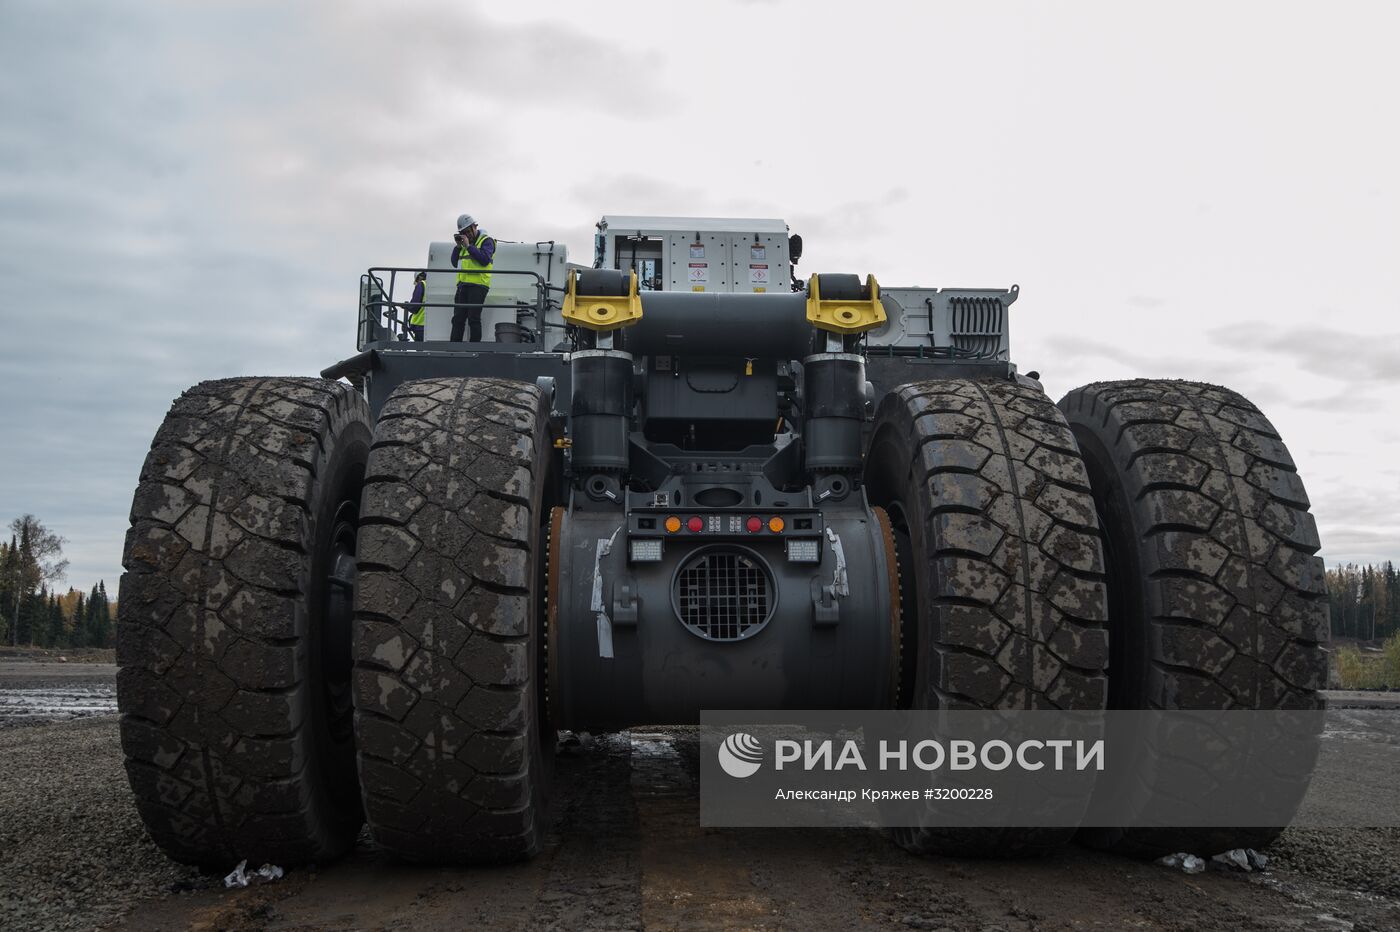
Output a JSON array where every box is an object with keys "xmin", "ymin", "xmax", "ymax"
[
  {"xmin": 0, "ymin": 659, "xmax": 117, "ymax": 728},
  {"xmin": 3, "ymin": 662, "xmax": 1400, "ymax": 931}
]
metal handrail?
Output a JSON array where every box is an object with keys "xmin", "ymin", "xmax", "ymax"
[{"xmin": 358, "ymin": 266, "xmax": 551, "ymax": 348}]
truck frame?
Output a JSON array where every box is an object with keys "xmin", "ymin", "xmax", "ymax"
[{"xmin": 115, "ymin": 216, "xmax": 1329, "ymax": 866}]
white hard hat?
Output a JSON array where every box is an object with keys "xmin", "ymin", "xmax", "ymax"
[{"xmin": 457, "ymin": 213, "xmax": 476, "ymax": 231}]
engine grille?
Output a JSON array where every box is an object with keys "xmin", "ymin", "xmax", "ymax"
[
  {"xmin": 675, "ymin": 549, "xmax": 773, "ymax": 641},
  {"xmin": 949, "ymin": 296, "xmax": 1005, "ymax": 358}
]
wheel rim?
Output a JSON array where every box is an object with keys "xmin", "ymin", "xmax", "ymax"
[
  {"xmin": 872, "ymin": 506, "xmax": 907, "ymax": 708},
  {"xmin": 881, "ymin": 500, "xmax": 918, "ymax": 709}
]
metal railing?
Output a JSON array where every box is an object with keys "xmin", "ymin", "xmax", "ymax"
[{"xmin": 358, "ymin": 266, "xmax": 565, "ymax": 349}]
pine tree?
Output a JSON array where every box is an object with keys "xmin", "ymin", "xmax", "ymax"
[
  {"xmin": 33, "ymin": 588, "xmax": 51, "ymax": 648},
  {"xmin": 87, "ymin": 581, "xmax": 113, "ymax": 649},
  {"xmin": 43, "ymin": 588, "xmax": 59, "ymax": 647},
  {"xmin": 1, "ymin": 534, "xmax": 16, "ymax": 645},
  {"xmin": 18, "ymin": 586, "xmax": 44, "ymax": 645},
  {"xmin": 1386, "ymin": 561, "xmax": 1400, "ymax": 639},
  {"xmin": 46, "ymin": 594, "xmax": 66, "ymax": 648},
  {"xmin": 2, "ymin": 518, "xmax": 69, "ymax": 646},
  {"xmin": 1361, "ymin": 566, "xmax": 1376, "ymax": 641},
  {"xmin": 98, "ymin": 581, "xmax": 113, "ymax": 648},
  {"xmin": 1327, "ymin": 563, "xmax": 1359, "ymax": 638},
  {"xmin": 73, "ymin": 592, "xmax": 87, "ymax": 648},
  {"xmin": 84, "ymin": 584, "xmax": 98, "ymax": 647}
]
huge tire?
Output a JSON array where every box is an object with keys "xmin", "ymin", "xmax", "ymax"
[
  {"xmin": 117, "ymin": 378, "xmax": 370, "ymax": 868},
  {"xmin": 865, "ymin": 377, "xmax": 1110, "ymax": 856},
  {"xmin": 352, "ymin": 377, "xmax": 556, "ymax": 862},
  {"xmin": 1059, "ymin": 380, "xmax": 1329, "ymax": 857}
]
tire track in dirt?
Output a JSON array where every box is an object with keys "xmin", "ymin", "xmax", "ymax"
[{"xmin": 630, "ymin": 729, "xmax": 873, "ymax": 930}]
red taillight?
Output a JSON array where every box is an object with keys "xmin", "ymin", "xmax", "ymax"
[
  {"xmin": 746, "ymin": 516, "xmax": 762, "ymax": 533},
  {"xmin": 687, "ymin": 516, "xmax": 704, "ymax": 533}
]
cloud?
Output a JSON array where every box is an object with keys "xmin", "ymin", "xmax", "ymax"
[
  {"xmin": 1293, "ymin": 391, "xmax": 1388, "ymax": 412},
  {"xmin": 1317, "ymin": 530, "xmax": 1400, "ymax": 569},
  {"xmin": 1308, "ymin": 479, "xmax": 1400, "ymax": 567},
  {"xmin": 1037, "ymin": 334, "xmax": 1209, "ymax": 378},
  {"xmin": 1209, "ymin": 322, "xmax": 1400, "ymax": 385},
  {"xmin": 1029, "ymin": 335, "xmax": 1294, "ymax": 411},
  {"xmin": 568, "ymin": 175, "xmax": 709, "ymax": 216},
  {"xmin": 1, "ymin": 0, "xmax": 1397, "ymax": 592},
  {"xmin": 788, "ymin": 188, "xmax": 910, "ymax": 242},
  {"xmin": 0, "ymin": 1, "xmax": 670, "ymax": 587}
]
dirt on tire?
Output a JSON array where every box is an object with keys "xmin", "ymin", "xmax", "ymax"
[
  {"xmin": 1059, "ymin": 379, "xmax": 1330, "ymax": 857},
  {"xmin": 116, "ymin": 377, "xmax": 370, "ymax": 869},
  {"xmin": 864, "ymin": 377, "xmax": 1110, "ymax": 856},
  {"xmin": 352, "ymin": 377, "xmax": 554, "ymax": 863}
]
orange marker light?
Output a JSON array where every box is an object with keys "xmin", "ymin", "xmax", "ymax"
[
  {"xmin": 768, "ymin": 516, "xmax": 785, "ymax": 533},
  {"xmin": 665, "ymin": 516, "xmax": 682, "ymax": 533}
]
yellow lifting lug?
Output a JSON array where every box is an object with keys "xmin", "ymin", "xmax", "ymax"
[
  {"xmin": 562, "ymin": 268, "xmax": 644, "ymax": 332},
  {"xmin": 805, "ymin": 273, "xmax": 887, "ymax": 334}
]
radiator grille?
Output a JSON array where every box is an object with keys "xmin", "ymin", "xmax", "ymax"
[
  {"xmin": 949, "ymin": 296, "xmax": 1005, "ymax": 358},
  {"xmin": 675, "ymin": 550, "xmax": 773, "ymax": 641}
]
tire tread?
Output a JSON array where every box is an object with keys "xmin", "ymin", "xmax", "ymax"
[
  {"xmin": 867, "ymin": 378, "xmax": 1110, "ymax": 857},
  {"xmin": 117, "ymin": 377, "xmax": 369, "ymax": 868},
  {"xmin": 352, "ymin": 377, "xmax": 549, "ymax": 863}
]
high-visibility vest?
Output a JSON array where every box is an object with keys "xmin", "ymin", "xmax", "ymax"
[
  {"xmin": 409, "ymin": 280, "xmax": 426, "ymax": 325},
  {"xmin": 457, "ymin": 233, "xmax": 493, "ymax": 287}
]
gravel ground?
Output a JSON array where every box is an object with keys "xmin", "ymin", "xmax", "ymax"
[
  {"xmin": 0, "ymin": 717, "xmax": 201, "ymax": 931},
  {"xmin": 1270, "ymin": 828, "xmax": 1400, "ymax": 901},
  {"xmin": 1, "ymin": 718, "xmax": 1398, "ymax": 931},
  {"xmin": 3, "ymin": 662, "xmax": 1400, "ymax": 931}
]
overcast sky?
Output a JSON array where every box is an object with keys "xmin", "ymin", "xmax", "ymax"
[{"xmin": 1, "ymin": 0, "xmax": 1396, "ymax": 593}]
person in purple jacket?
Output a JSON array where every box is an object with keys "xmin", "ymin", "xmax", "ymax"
[{"xmin": 451, "ymin": 213, "xmax": 495, "ymax": 342}]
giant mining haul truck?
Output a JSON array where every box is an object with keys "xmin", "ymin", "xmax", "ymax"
[{"xmin": 117, "ymin": 215, "xmax": 1329, "ymax": 865}]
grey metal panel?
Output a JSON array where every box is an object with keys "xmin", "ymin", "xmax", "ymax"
[
  {"xmin": 553, "ymin": 501, "xmax": 895, "ymax": 729},
  {"xmin": 728, "ymin": 232, "xmax": 789, "ymax": 294},
  {"xmin": 643, "ymin": 357, "xmax": 778, "ymax": 430},
  {"xmin": 601, "ymin": 216, "xmax": 789, "ymax": 235},
  {"xmin": 869, "ymin": 285, "xmax": 1018, "ymax": 360},
  {"xmin": 596, "ymin": 217, "xmax": 792, "ymax": 293}
]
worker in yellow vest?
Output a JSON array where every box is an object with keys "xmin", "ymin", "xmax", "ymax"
[
  {"xmin": 451, "ymin": 213, "xmax": 495, "ymax": 342},
  {"xmin": 405, "ymin": 271, "xmax": 427, "ymax": 341}
]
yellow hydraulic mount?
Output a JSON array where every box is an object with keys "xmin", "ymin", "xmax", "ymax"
[
  {"xmin": 562, "ymin": 269, "xmax": 644, "ymax": 331},
  {"xmin": 806, "ymin": 274, "xmax": 886, "ymax": 334}
]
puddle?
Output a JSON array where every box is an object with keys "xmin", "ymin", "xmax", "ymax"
[
  {"xmin": 0, "ymin": 684, "xmax": 118, "ymax": 724},
  {"xmin": 629, "ymin": 731, "xmax": 693, "ymax": 797}
]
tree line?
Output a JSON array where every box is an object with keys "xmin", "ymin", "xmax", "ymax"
[
  {"xmin": 1327, "ymin": 561, "xmax": 1400, "ymax": 642},
  {"xmin": 0, "ymin": 514, "xmax": 114, "ymax": 650}
]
